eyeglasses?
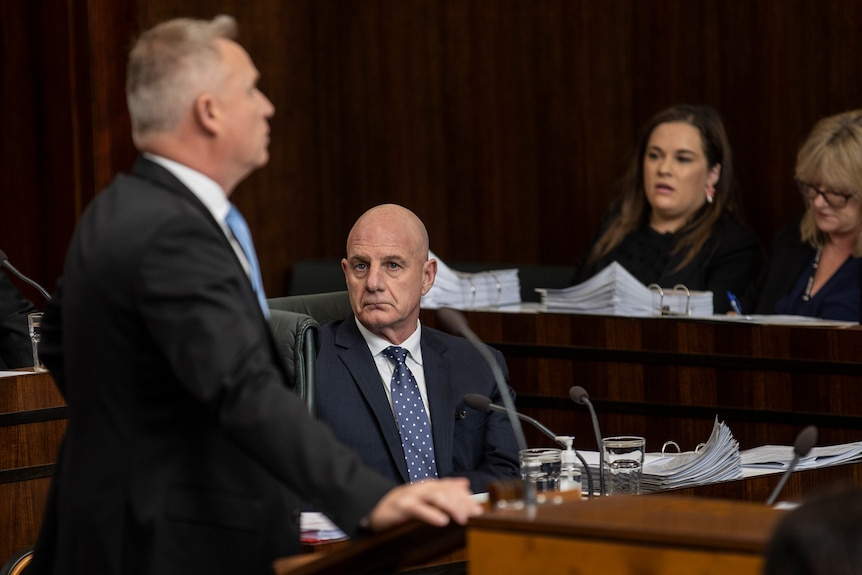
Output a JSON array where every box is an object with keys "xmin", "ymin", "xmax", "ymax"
[{"xmin": 796, "ymin": 179, "xmax": 854, "ymax": 208}]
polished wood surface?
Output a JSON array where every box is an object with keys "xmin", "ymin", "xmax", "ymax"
[
  {"xmin": 6, "ymin": 2, "xmax": 862, "ymax": 300},
  {"xmin": 421, "ymin": 309, "xmax": 862, "ymax": 453},
  {"xmin": 276, "ymin": 495, "xmax": 784, "ymax": 575},
  {"xmin": 468, "ymin": 495, "xmax": 783, "ymax": 575},
  {"xmin": 0, "ymin": 371, "xmax": 66, "ymax": 564},
  {"xmin": 672, "ymin": 462, "xmax": 862, "ymax": 503},
  {"xmin": 274, "ymin": 520, "xmax": 466, "ymax": 575}
]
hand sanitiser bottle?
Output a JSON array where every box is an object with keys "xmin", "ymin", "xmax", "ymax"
[{"xmin": 555, "ymin": 435, "xmax": 582, "ymax": 496}]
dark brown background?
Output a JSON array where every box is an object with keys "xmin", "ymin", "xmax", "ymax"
[{"xmin": 3, "ymin": 1, "xmax": 862, "ymax": 302}]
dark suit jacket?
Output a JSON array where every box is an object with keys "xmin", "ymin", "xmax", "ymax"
[
  {"xmin": 316, "ymin": 318, "xmax": 521, "ymax": 493},
  {"xmin": 30, "ymin": 157, "xmax": 393, "ymax": 575},
  {"xmin": 0, "ymin": 273, "xmax": 36, "ymax": 369}
]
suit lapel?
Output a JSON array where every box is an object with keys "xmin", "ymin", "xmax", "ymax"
[
  {"xmin": 130, "ymin": 157, "xmax": 234, "ymax": 259},
  {"xmin": 422, "ymin": 330, "xmax": 456, "ymax": 478},
  {"xmin": 335, "ymin": 320, "xmax": 411, "ymax": 482},
  {"xmin": 129, "ymin": 156, "xmax": 287, "ymax": 379}
]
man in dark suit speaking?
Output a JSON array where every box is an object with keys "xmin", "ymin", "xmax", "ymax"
[
  {"xmin": 316, "ymin": 204, "xmax": 520, "ymax": 493},
  {"xmin": 29, "ymin": 16, "xmax": 481, "ymax": 575}
]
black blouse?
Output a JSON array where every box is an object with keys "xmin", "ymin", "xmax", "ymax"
[{"xmin": 574, "ymin": 218, "xmax": 764, "ymax": 314}]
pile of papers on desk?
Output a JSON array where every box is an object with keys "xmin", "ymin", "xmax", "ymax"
[
  {"xmin": 300, "ymin": 512, "xmax": 348, "ymax": 544},
  {"xmin": 639, "ymin": 417, "xmax": 742, "ymax": 492},
  {"xmin": 580, "ymin": 418, "xmax": 742, "ymax": 492},
  {"xmin": 421, "ymin": 251, "xmax": 521, "ymax": 310},
  {"xmin": 740, "ymin": 441, "xmax": 862, "ymax": 470},
  {"xmin": 536, "ymin": 261, "xmax": 713, "ymax": 317}
]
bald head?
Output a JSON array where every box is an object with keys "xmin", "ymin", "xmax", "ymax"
[
  {"xmin": 342, "ymin": 204, "xmax": 436, "ymax": 344},
  {"xmin": 347, "ymin": 204, "xmax": 430, "ymax": 258}
]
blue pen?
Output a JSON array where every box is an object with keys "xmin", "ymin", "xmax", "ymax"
[{"xmin": 726, "ymin": 291, "xmax": 749, "ymax": 318}]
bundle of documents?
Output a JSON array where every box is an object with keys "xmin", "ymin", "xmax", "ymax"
[
  {"xmin": 536, "ymin": 261, "xmax": 713, "ymax": 317},
  {"xmin": 300, "ymin": 512, "xmax": 348, "ymax": 544},
  {"xmin": 740, "ymin": 441, "xmax": 862, "ymax": 471},
  {"xmin": 579, "ymin": 418, "xmax": 742, "ymax": 493},
  {"xmin": 421, "ymin": 251, "xmax": 521, "ymax": 310},
  {"xmin": 639, "ymin": 417, "xmax": 742, "ymax": 492}
]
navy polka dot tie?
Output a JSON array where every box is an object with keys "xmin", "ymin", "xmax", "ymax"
[{"xmin": 382, "ymin": 346, "xmax": 438, "ymax": 482}]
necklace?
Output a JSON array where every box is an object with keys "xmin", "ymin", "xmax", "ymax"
[{"xmin": 801, "ymin": 246, "xmax": 823, "ymax": 302}]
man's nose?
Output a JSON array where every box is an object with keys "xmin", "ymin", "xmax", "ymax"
[{"xmin": 365, "ymin": 266, "xmax": 383, "ymax": 290}]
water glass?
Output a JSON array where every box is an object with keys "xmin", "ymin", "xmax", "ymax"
[
  {"xmin": 602, "ymin": 436, "xmax": 645, "ymax": 495},
  {"xmin": 27, "ymin": 312, "xmax": 47, "ymax": 373},
  {"xmin": 519, "ymin": 448, "xmax": 562, "ymax": 494}
]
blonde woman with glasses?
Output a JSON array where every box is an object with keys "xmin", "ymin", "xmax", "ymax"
[{"xmin": 750, "ymin": 110, "xmax": 862, "ymax": 321}]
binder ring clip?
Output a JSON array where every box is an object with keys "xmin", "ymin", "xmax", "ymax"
[
  {"xmin": 694, "ymin": 442, "xmax": 707, "ymax": 453},
  {"xmin": 466, "ymin": 275, "xmax": 476, "ymax": 310},
  {"xmin": 490, "ymin": 272, "xmax": 502, "ymax": 307},
  {"xmin": 672, "ymin": 284, "xmax": 693, "ymax": 316},
  {"xmin": 648, "ymin": 284, "xmax": 670, "ymax": 316},
  {"xmin": 648, "ymin": 284, "xmax": 693, "ymax": 316},
  {"xmin": 661, "ymin": 440, "xmax": 681, "ymax": 455}
]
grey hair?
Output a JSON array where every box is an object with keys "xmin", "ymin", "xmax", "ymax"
[{"xmin": 126, "ymin": 15, "xmax": 237, "ymax": 142}]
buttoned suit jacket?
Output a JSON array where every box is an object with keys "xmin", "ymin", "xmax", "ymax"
[
  {"xmin": 29, "ymin": 157, "xmax": 393, "ymax": 575},
  {"xmin": 316, "ymin": 318, "xmax": 521, "ymax": 493}
]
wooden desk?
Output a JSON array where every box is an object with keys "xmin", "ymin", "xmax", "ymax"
[
  {"xmin": 468, "ymin": 495, "xmax": 783, "ymax": 575},
  {"xmin": 421, "ymin": 310, "xmax": 862, "ymax": 452},
  {"xmin": 671, "ymin": 461, "xmax": 862, "ymax": 502},
  {"xmin": 275, "ymin": 495, "xmax": 784, "ymax": 575},
  {"xmin": 0, "ymin": 370, "xmax": 66, "ymax": 563}
]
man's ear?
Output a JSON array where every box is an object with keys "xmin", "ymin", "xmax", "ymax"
[
  {"xmin": 421, "ymin": 258, "xmax": 437, "ymax": 296},
  {"xmin": 193, "ymin": 93, "xmax": 218, "ymax": 136}
]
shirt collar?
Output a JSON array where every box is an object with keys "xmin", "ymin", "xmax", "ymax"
[
  {"xmin": 355, "ymin": 318, "xmax": 424, "ymax": 365},
  {"xmin": 144, "ymin": 153, "xmax": 230, "ymax": 222}
]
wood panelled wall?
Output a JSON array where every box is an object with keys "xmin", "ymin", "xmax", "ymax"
[{"xmin": 3, "ymin": 1, "xmax": 862, "ymax": 299}]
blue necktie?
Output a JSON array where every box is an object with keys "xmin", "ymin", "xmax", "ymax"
[
  {"xmin": 382, "ymin": 346, "xmax": 438, "ymax": 482},
  {"xmin": 225, "ymin": 204, "xmax": 270, "ymax": 318}
]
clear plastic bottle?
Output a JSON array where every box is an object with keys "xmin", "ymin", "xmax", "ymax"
[{"xmin": 555, "ymin": 435, "xmax": 582, "ymax": 496}]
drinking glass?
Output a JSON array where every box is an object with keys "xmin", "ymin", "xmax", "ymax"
[
  {"xmin": 520, "ymin": 448, "xmax": 562, "ymax": 494},
  {"xmin": 27, "ymin": 312, "xmax": 47, "ymax": 373},
  {"xmin": 602, "ymin": 436, "xmax": 645, "ymax": 495}
]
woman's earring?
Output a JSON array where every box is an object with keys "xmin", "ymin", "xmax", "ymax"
[{"xmin": 706, "ymin": 184, "xmax": 715, "ymax": 204}]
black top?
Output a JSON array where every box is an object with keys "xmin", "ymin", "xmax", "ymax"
[
  {"xmin": 0, "ymin": 272, "xmax": 36, "ymax": 369},
  {"xmin": 574, "ymin": 216, "xmax": 764, "ymax": 314},
  {"xmin": 752, "ymin": 215, "xmax": 862, "ymax": 321}
]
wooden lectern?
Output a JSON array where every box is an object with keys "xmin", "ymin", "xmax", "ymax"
[
  {"xmin": 0, "ymin": 370, "xmax": 66, "ymax": 564},
  {"xmin": 468, "ymin": 495, "xmax": 783, "ymax": 575},
  {"xmin": 274, "ymin": 495, "xmax": 784, "ymax": 574}
]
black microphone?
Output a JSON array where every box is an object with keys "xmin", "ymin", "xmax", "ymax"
[
  {"xmin": 437, "ymin": 308, "xmax": 535, "ymax": 503},
  {"xmin": 0, "ymin": 248, "xmax": 51, "ymax": 301},
  {"xmin": 569, "ymin": 385, "xmax": 605, "ymax": 497},
  {"xmin": 437, "ymin": 308, "xmax": 527, "ymax": 451},
  {"xmin": 765, "ymin": 425, "xmax": 819, "ymax": 506},
  {"xmin": 464, "ymin": 393, "xmax": 594, "ymax": 498}
]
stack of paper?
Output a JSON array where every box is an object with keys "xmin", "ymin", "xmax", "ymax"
[
  {"xmin": 578, "ymin": 418, "xmax": 742, "ymax": 493},
  {"xmin": 741, "ymin": 441, "xmax": 862, "ymax": 471},
  {"xmin": 421, "ymin": 251, "xmax": 521, "ymax": 310},
  {"xmin": 300, "ymin": 512, "xmax": 348, "ymax": 544},
  {"xmin": 536, "ymin": 261, "xmax": 713, "ymax": 317},
  {"xmin": 639, "ymin": 417, "xmax": 742, "ymax": 492}
]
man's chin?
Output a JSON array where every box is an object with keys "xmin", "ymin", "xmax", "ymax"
[{"xmin": 358, "ymin": 306, "xmax": 394, "ymax": 326}]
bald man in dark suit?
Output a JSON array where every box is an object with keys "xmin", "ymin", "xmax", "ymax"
[{"xmin": 316, "ymin": 204, "xmax": 520, "ymax": 493}]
